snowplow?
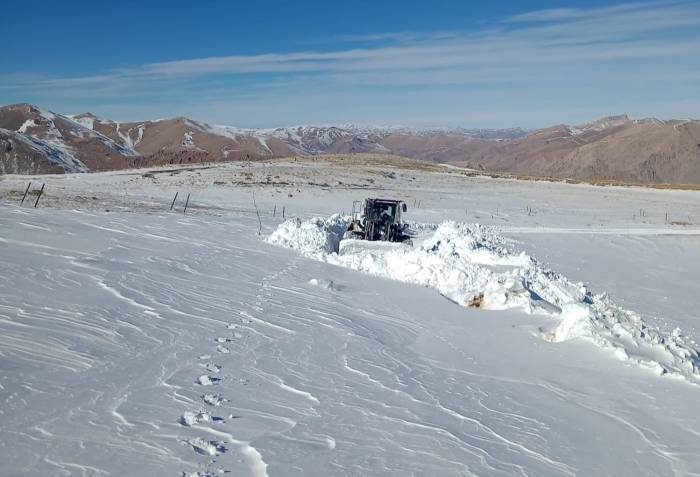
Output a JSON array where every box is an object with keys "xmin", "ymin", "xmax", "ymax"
[{"xmin": 347, "ymin": 198, "xmax": 412, "ymax": 243}]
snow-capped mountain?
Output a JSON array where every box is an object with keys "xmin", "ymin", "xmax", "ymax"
[
  {"xmin": 3, "ymin": 103, "xmax": 700, "ymax": 184},
  {"xmin": 339, "ymin": 124, "xmax": 529, "ymax": 140},
  {"xmin": 0, "ymin": 104, "xmax": 141, "ymax": 174},
  {"xmin": 69, "ymin": 113, "xmax": 529, "ymax": 159}
]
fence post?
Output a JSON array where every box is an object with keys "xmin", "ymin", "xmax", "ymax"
[
  {"xmin": 252, "ymin": 193, "xmax": 262, "ymax": 234},
  {"xmin": 273, "ymin": 205, "xmax": 276, "ymax": 217},
  {"xmin": 183, "ymin": 193, "xmax": 190, "ymax": 213},
  {"xmin": 20, "ymin": 182, "xmax": 31, "ymax": 206},
  {"xmin": 170, "ymin": 192, "xmax": 179, "ymax": 210},
  {"xmin": 33, "ymin": 183, "xmax": 45, "ymax": 208}
]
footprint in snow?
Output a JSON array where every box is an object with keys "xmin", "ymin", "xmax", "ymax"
[
  {"xmin": 185, "ymin": 437, "xmax": 227, "ymax": 456},
  {"xmin": 180, "ymin": 411, "xmax": 211, "ymax": 427},
  {"xmin": 201, "ymin": 393, "xmax": 227, "ymax": 407},
  {"xmin": 308, "ymin": 278, "xmax": 337, "ymax": 290},
  {"xmin": 179, "ymin": 410, "xmax": 226, "ymax": 427},
  {"xmin": 201, "ymin": 363, "xmax": 221, "ymax": 373},
  {"xmin": 215, "ymin": 337, "xmax": 231, "ymax": 344},
  {"xmin": 196, "ymin": 375, "xmax": 221, "ymax": 386},
  {"xmin": 216, "ymin": 345, "xmax": 230, "ymax": 354}
]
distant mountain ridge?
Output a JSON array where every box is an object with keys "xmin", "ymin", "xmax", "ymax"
[
  {"xmin": 2, "ymin": 103, "xmax": 699, "ymax": 185},
  {"xmin": 0, "ymin": 104, "xmax": 143, "ymax": 175}
]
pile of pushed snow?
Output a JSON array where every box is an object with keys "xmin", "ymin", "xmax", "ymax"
[
  {"xmin": 267, "ymin": 214, "xmax": 348, "ymax": 255},
  {"xmin": 268, "ymin": 216, "xmax": 700, "ymax": 383}
]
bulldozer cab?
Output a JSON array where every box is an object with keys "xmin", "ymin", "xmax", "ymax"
[
  {"xmin": 367, "ymin": 200, "xmax": 402, "ymax": 223},
  {"xmin": 349, "ymin": 198, "xmax": 411, "ymax": 243},
  {"xmin": 352, "ymin": 199, "xmax": 406, "ymax": 223}
]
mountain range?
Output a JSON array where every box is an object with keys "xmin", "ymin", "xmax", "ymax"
[{"xmin": 1, "ymin": 103, "xmax": 699, "ymax": 184}]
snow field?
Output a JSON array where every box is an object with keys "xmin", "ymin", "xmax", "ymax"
[{"xmin": 2, "ymin": 160, "xmax": 700, "ymax": 475}]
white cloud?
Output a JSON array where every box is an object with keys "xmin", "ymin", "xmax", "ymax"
[
  {"xmin": 24, "ymin": 1, "xmax": 698, "ymax": 83},
  {"xmin": 6, "ymin": 1, "xmax": 700, "ymax": 127}
]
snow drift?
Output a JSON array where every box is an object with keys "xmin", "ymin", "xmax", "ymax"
[{"xmin": 268, "ymin": 216, "xmax": 700, "ymax": 384}]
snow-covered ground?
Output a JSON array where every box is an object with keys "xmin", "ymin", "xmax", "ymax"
[{"xmin": 1, "ymin": 159, "xmax": 699, "ymax": 476}]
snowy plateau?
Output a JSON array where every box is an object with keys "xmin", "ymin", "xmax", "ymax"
[{"xmin": 1, "ymin": 158, "xmax": 700, "ymax": 476}]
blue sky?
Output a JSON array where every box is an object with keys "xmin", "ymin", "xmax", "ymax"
[{"xmin": 2, "ymin": 0, "xmax": 699, "ymax": 128}]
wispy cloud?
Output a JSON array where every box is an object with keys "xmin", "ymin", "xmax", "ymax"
[
  {"xmin": 335, "ymin": 30, "xmax": 460, "ymax": 44},
  {"xmin": 5, "ymin": 1, "xmax": 699, "ymax": 127},
  {"xmin": 26, "ymin": 1, "xmax": 699, "ymax": 83},
  {"xmin": 506, "ymin": 8, "xmax": 584, "ymax": 23},
  {"xmin": 504, "ymin": 0, "xmax": 683, "ymax": 23}
]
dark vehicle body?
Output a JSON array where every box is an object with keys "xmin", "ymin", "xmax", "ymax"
[{"xmin": 347, "ymin": 198, "xmax": 412, "ymax": 243}]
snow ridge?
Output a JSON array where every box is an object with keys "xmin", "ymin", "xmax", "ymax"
[
  {"xmin": 268, "ymin": 216, "xmax": 700, "ymax": 384},
  {"xmin": 57, "ymin": 113, "xmax": 139, "ymax": 157},
  {"xmin": 1, "ymin": 128, "xmax": 87, "ymax": 173},
  {"xmin": 179, "ymin": 120, "xmax": 525, "ymax": 154}
]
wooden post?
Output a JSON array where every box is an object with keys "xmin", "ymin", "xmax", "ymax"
[
  {"xmin": 170, "ymin": 192, "xmax": 179, "ymax": 210},
  {"xmin": 282, "ymin": 206, "xmax": 285, "ymax": 219},
  {"xmin": 20, "ymin": 182, "xmax": 31, "ymax": 206},
  {"xmin": 252, "ymin": 193, "xmax": 262, "ymax": 234},
  {"xmin": 33, "ymin": 183, "xmax": 45, "ymax": 208},
  {"xmin": 273, "ymin": 205, "xmax": 276, "ymax": 217},
  {"xmin": 183, "ymin": 193, "xmax": 190, "ymax": 213}
]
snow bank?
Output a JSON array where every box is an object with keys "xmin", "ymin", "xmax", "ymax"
[
  {"xmin": 267, "ymin": 216, "xmax": 700, "ymax": 384},
  {"xmin": 267, "ymin": 214, "xmax": 348, "ymax": 255}
]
